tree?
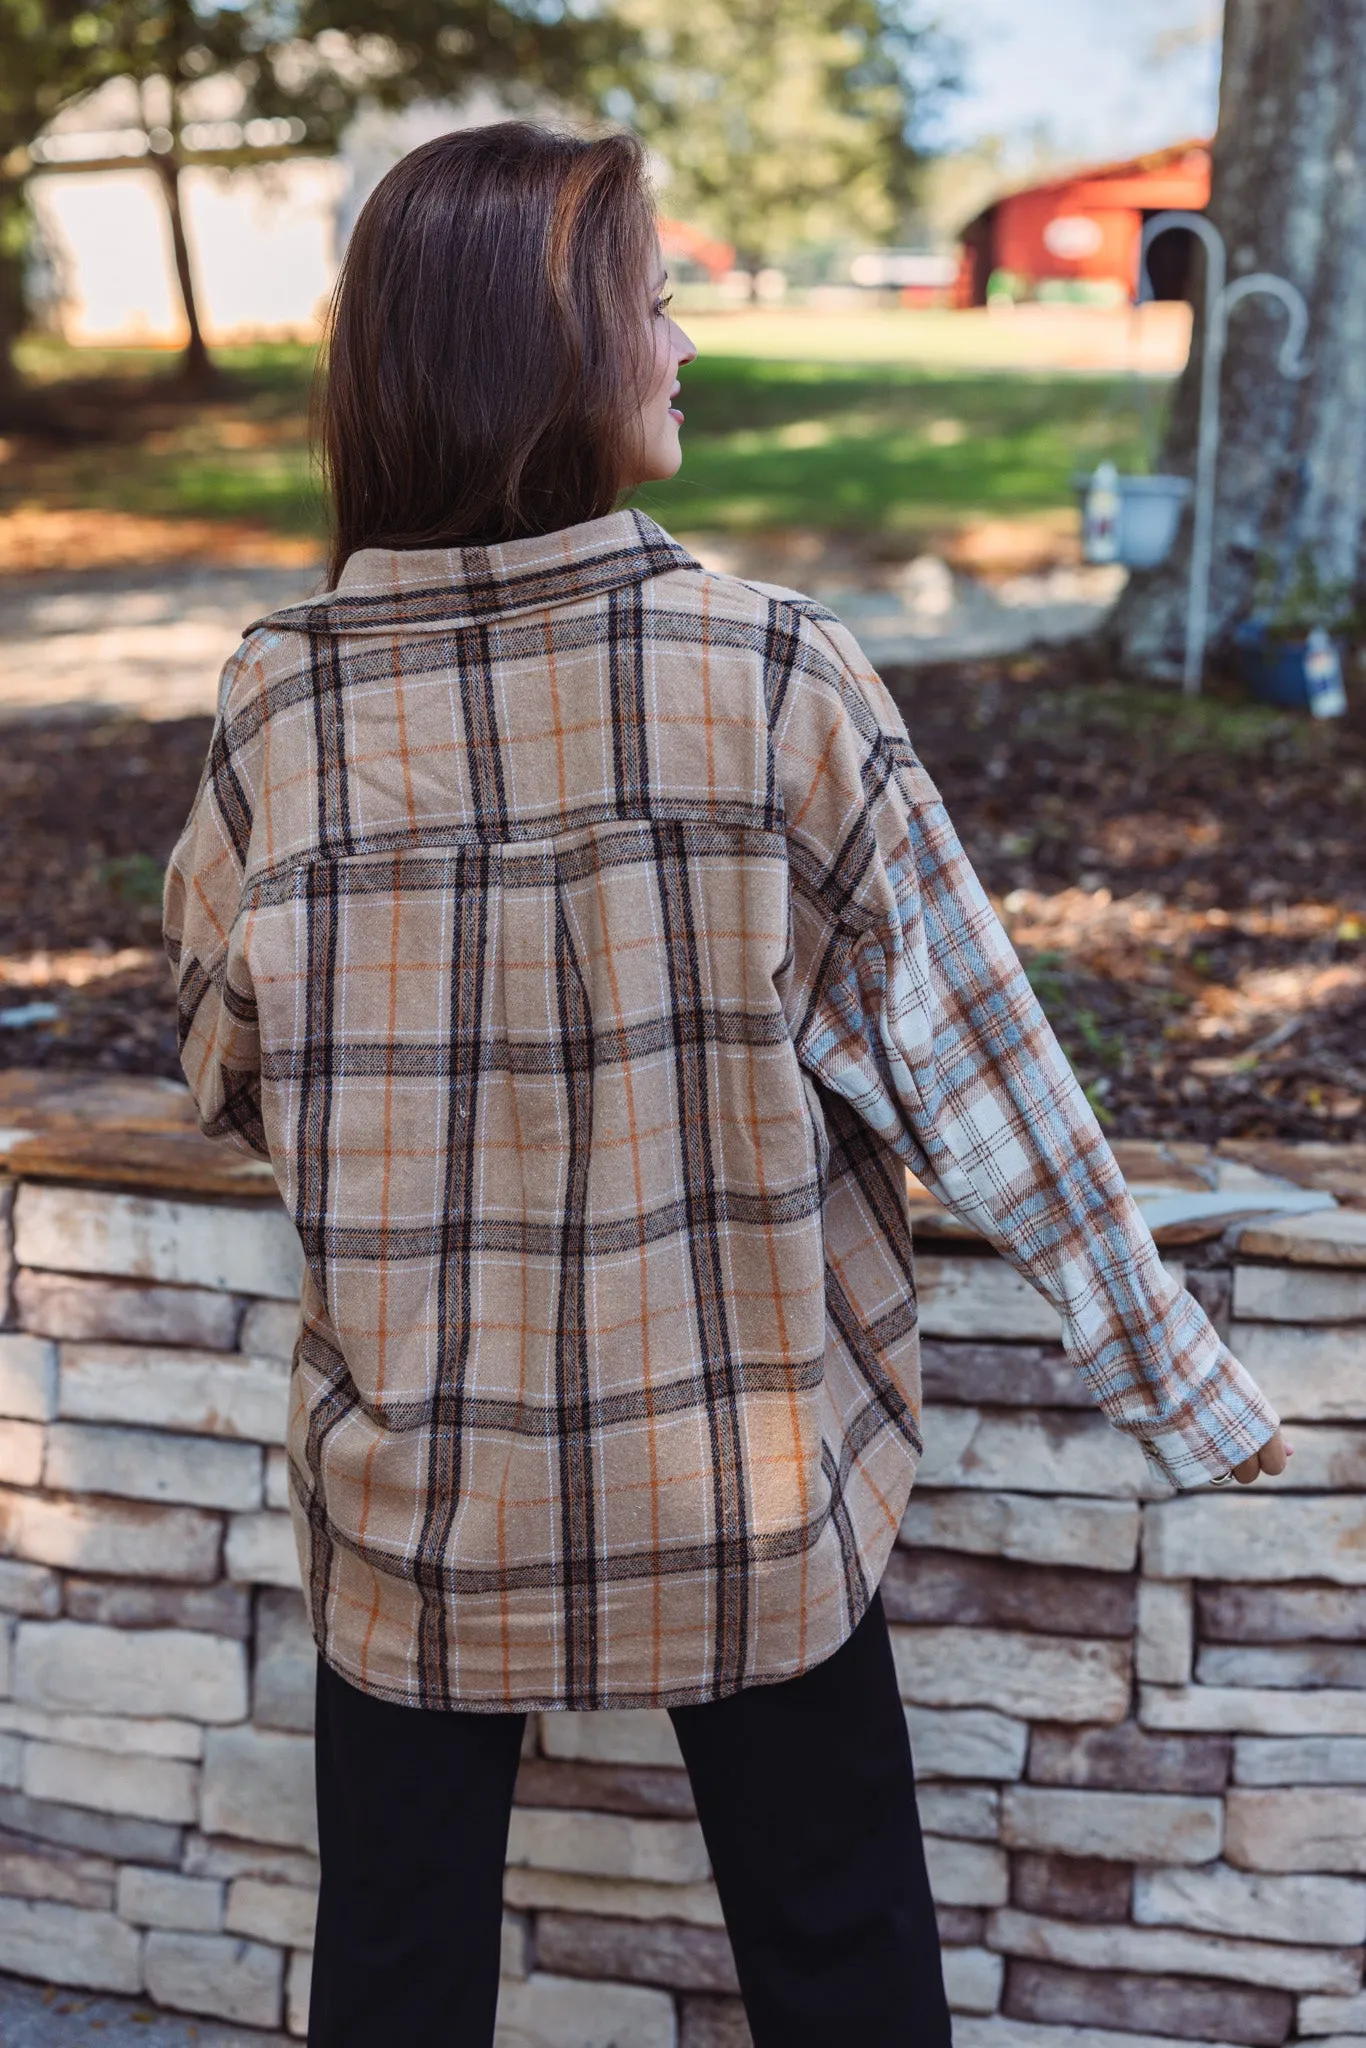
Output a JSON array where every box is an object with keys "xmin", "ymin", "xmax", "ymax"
[
  {"xmin": 1110, "ymin": 0, "xmax": 1366, "ymax": 678},
  {"xmin": 604, "ymin": 0, "xmax": 949, "ymax": 275},
  {"xmin": 0, "ymin": 0, "xmax": 627, "ymax": 397},
  {"xmin": 0, "ymin": 0, "xmax": 111, "ymax": 421}
]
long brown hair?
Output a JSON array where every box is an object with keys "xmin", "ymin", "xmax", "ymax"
[{"xmin": 318, "ymin": 123, "xmax": 656, "ymax": 584}]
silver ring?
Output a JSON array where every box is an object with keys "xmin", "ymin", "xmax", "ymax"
[{"xmin": 1209, "ymin": 1472, "xmax": 1233, "ymax": 1486}]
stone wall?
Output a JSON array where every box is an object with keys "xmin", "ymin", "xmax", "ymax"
[{"xmin": 0, "ymin": 1074, "xmax": 1363, "ymax": 2047}]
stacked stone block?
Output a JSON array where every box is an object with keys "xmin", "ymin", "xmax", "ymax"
[{"xmin": 0, "ymin": 1147, "xmax": 1361, "ymax": 2046}]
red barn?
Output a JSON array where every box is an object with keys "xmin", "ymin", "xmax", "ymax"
[
  {"xmin": 659, "ymin": 217, "xmax": 735, "ymax": 282},
  {"xmin": 957, "ymin": 140, "xmax": 1211, "ymax": 307}
]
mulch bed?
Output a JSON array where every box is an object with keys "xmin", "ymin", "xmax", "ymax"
[
  {"xmin": 3, "ymin": 651, "xmax": 1363, "ymax": 1144},
  {"xmin": 889, "ymin": 653, "xmax": 1366, "ymax": 1142}
]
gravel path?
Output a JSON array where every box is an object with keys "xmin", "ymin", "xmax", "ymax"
[
  {"xmin": 0, "ymin": 1973, "xmax": 288, "ymax": 2045},
  {"xmin": 0, "ymin": 555, "xmax": 1125, "ymax": 723},
  {"xmin": 0, "ymin": 566, "xmax": 318, "ymax": 722}
]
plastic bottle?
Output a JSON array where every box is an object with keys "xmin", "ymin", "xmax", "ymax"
[
  {"xmin": 1083, "ymin": 462, "xmax": 1123, "ymax": 565},
  {"xmin": 1303, "ymin": 626, "xmax": 1347, "ymax": 719}
]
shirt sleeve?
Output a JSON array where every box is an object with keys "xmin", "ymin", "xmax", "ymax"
[
  {"xmin": 775, "ymin": 609, "xmax": 1279, "ymax": 1489},
  {"xmin": 162, "ymin": 646, "xmax": 267, "ymax": 1160}
]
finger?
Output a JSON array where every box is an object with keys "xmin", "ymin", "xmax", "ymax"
[
  {"xmin": 1258, "ymin": 1431, "xmax": 1290, "ymax": 1477},
  {"xmin": 1231, "ymin": 1430, "xmax": 1290, "ymax": 1485}
]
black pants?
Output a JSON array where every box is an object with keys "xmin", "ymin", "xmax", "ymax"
[{"xmin": 308, "ymin": 1592, "xmax": 950, "ymax": 2047}]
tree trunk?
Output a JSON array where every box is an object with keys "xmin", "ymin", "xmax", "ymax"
[
  {"xmin": 0, "ymin": 179, "xmax": 28, "ymax": 427},
  {"xmin": 1110, "ymin": 0, "xmax": 1366, "ymax": 679},
  {"xmin": 0, "ymin": 177, "xmax": 55, "ymax": 431},
  {"xmin": 149, "ymin": 147, "xmax": 216, "ymax": 390}
]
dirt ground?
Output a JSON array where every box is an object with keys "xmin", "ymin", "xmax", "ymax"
[
  {"xmin": 2, "ymin": 644, "xmax": 1362, "ymax": 1145},
  {"xmin": 895, "ymin": 654, "xmax": 1366, "ymax": 1141}
]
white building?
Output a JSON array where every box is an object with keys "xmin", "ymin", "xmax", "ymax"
[{"xmin": 29, "ymin": 83, "xmax": 505, "ymax": 349}]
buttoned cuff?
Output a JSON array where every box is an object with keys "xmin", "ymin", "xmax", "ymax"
[{"xmin": 1133, "ymin": 1353, "xmax": 1281, "ymax": 1490}]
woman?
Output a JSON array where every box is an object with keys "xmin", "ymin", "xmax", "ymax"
[{"xmin": 165, "ymin": 122, "xmax": 1286, "ymax": 2048}]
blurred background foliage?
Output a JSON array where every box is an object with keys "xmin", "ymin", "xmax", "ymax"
[
  {"xmin": 0, "ymin": 0, "xmax": 947, "ymax": 408},
  {"xmin": 2, "ymin": 1, "xmax": 1364, "ymax": 1144},
  {"xmin": 600, "ymin": 0, "xmax": 952, "ymax": 272}
]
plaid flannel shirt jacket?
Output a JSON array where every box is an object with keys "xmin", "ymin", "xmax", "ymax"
[{"xmin": 165, "ymin": 508, "xmax": 1279, "ymax": 1712}]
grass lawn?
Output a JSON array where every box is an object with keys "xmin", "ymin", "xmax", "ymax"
[
  {"xmin": 638, "ymin": 355, "xmax": 1163, "ymax": 535},
  {"xmin": 8, "ymin": 338, "xmax": 326, "ymax": 537},
  {"xmin": 7, "ymin": 332, "xmax": 1170, "ymax": 545}
]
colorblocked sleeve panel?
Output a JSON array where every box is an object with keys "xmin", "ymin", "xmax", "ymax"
[{"xmin": 772, "ymin": 607, "xmax": 1280, "ymax": 1490}]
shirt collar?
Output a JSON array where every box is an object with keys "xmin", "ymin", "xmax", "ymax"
[{"xmin": 252, "ymin": 509, "xmax": 699, "ymax": 636}]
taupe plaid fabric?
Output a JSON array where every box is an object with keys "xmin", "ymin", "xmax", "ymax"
[{"xmin": 166, "ymin": 508, "xmax": 1278, "ymax": 1710}]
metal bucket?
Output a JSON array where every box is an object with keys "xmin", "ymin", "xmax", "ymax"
[{"xmin": 1075, "ymin": 471, "xmax": 1192, "ymax": 570}]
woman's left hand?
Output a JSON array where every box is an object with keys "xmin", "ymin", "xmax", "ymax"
[{"xmin": 1230, "ymin": 1428, "xmax": 1290, "ymax": 1484}]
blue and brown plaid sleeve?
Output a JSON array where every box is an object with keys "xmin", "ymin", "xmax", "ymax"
[{"xmin": 779, "ymin": 612, "xmax": 1280, "ymax": 1489}]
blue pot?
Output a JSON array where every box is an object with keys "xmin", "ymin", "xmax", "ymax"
[{"xmin": 1233, "ymin": 621, "xmax": 1347, "ymax": 717}]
